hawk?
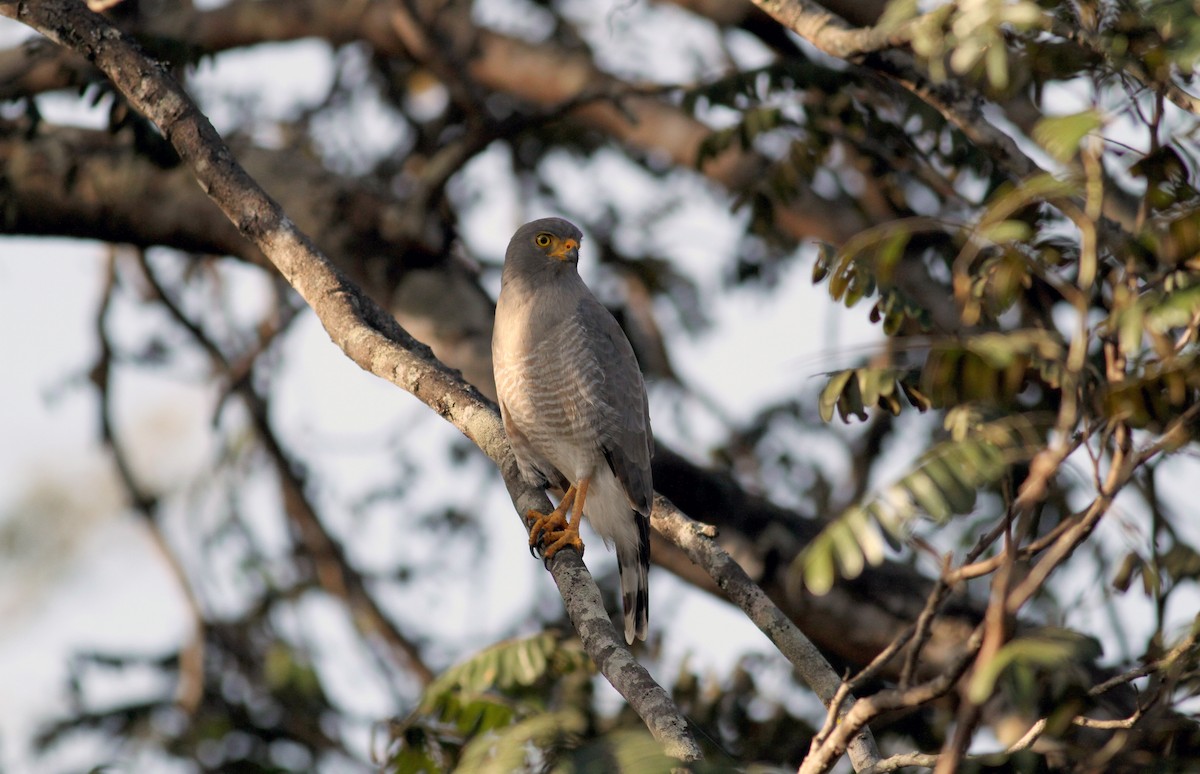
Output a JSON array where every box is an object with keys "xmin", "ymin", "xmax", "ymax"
[{"xmin": 492, "ymin": 217, "xmax": 653, "ymax": 643}]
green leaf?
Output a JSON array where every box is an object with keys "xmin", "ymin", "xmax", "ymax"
[
  {"xmin": 812, "ymin": 242, "xmax": 834, "ymax": 283},
  {"xmin": 819, "ymin": 368, "xmax": 928, "ymax": 423},
  {"xmin": 967, "ymin": 630, "xmax": 1102, "ymax": 703},
  {"xmin": 1118, "ymin": 302, "xmax": 1146, "ymax": 356},
  {"xmin": 793, "ymin": 416, "xmax": 1045, "ymax": 593},
  {"xmin": 924, "ymin": 456, "xmax": 978, "ymax": 513},
  {"xmin": 819, "ymin": 370, "xmax": 854, "ymax": 423},
  {"xmin": 830, "ymin": 518, "xmax": 866, "ymax": 579},
  {"xmin": 1147, "ymin": 283, "xmax": 1200, "ymax": 333},
  {"xmin": 803, "ymin": 536, "xmax": 837, "ymax": 595},
  {"xmin": 847, "ymin": 505, "xmax": 887, "ymax": 565},
  {"xmin": 875, "ymin": 230, "xmax": 910, "ymax": 282},
  {"xmin": 903, "ymin": 469, "xmax": 952, "ymax": 521},
  {"xmin": 979, "ymin": 219, "xmax": 1032, "ymax": 245},
  {"xmin": 827, "ymin": 263, "xmax": 854, "ymax": 301},
  {"xmin": 857, "ymin": 367, "xmax": 882, "ymax": 408},
  {"xmin": 1032, "ymin": 110, "xmax": 1103, "ymax": 164},
  {"xmin": 458, "ymin": 709, "xmax": 587, "ymax": 773},
  {"xmin": 876, "ymin": 0, "xmax": 918, "ymax": 30},
  {"xmin": 1112, "ymin": 551, "xmax": 1143, "ymax": 594}
]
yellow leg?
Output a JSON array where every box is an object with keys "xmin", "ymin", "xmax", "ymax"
[
  {"xmin": 541, "ymin": 477, "xmax": 589, "ymax": 560},
  {"xmin": 526, "ymin": 483, "xmax": 576, "ymax": 554}
]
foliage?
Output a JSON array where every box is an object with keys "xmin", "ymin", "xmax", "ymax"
[
  {"xmin": 796, "ymin": 413, "xmax": 1044, "ymax": 594},
  {"xmin": 387, "ymin": 632, "xmax": 598, "ymax": 773},
  {"xmin": 387, "ymin": 634, "xmax": 812, "ymax": 773}
]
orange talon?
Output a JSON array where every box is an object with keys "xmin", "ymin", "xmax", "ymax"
[
  {"xmin": 527, "ymin": 483, "xmax": 576, "ymax": 555},
  {"xmin": 540, "ymin": 477, "xmax": 590, "ymax": 562}
]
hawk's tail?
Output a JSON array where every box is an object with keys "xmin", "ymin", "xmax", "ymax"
[{"xmin": 617, "ymin": 511, "xmax": 650, "ymax": 644}]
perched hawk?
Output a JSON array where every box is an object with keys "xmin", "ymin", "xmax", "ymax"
[{"xmin": 492, "ymin": 218, "xmax": 653, "ymax": 643}]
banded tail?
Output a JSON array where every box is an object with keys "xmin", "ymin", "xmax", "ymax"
[{"xmin": 617, "ymin": 511, "xmax": 650, "ymax": 643}]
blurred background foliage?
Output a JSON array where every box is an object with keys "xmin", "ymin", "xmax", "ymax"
[{"xmin": 2, "ymin": 0, "xmax": 1200, "ymax": 771}]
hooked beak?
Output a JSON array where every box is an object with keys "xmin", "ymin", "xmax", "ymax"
[{"xmin": 550, "ymin": 238, "xmax": 579, "ymax": 263}]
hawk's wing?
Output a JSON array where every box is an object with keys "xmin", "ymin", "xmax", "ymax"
[{"xmin": 578, "ymin": 296, "xmax": 654, "ymax": 516}]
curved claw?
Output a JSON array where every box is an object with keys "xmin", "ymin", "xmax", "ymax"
[
  {"xmin": 524, "ymin": 479, "xmax": 589, "ymax": 563},
  {"xmin": 525, "ymin": 484, "xmax": 578, "ymax": 558},
  {"xmin": 526, "ymin": 507, "xmax": 567, "ymax": 558}
]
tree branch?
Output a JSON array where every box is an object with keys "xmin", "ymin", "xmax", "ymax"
[
  {"xmin": 0, "ymin": 0, "xmax": 872, "ymax": 243},
  {"xmin": 799, "ymin": 628, "xmax": 984, "ymax": 774},
  {"xmin": 0, "ymin": 0, "xmax": 700, "ymax": 759},
  {"xmin": 747, "ymin": 0, "xmax": 1043, "ymax": 187},
  {"xmin": 652, "ymin": 496, "xmax": 879, "ymax": 771},
  {"xmin": 749, "ymin": 0, "xmax": 926, "ymax": 59}
]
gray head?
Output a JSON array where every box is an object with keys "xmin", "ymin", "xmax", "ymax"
[{"xmin": 504, "ymin": 218, "xmax": 584, "ymax": 278}]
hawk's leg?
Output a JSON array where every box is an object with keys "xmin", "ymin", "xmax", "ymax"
[
  {"xmin": 526, "ymin": 483, "xmax": 577, "ymax": 556},
  {"xmin": 540, "ymin": 477, "xmax": 589, "ymax": 560}
]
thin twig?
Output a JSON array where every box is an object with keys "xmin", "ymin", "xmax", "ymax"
[
  {"xmin": 861, "ymin": 706, "xmax": 1147, "ymax": 773},
  {"xmin": 1090, "ymin": 625, "xmax": 1200, "ymax": 697},
  {"xmin": 899, "ymin": 555, "xmax": 952, "ymax": 688},
  {"xmin": 798, "ymin": 627, "xmax": 984, "ymax": 774}
]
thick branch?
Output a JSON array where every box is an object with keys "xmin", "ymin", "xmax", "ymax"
[
  {"xmin": 0, "ymin": 0, "xmax": 870, "ymax": 242},
  {"xmin": 0, "ymin": 0, "xmax": 699, "ymax": 759},
  {"xmin": 0, "ymin": 120, "xmax": 499, "ymax": 394}
]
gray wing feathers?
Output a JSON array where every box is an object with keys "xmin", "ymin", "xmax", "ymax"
[
  {"xmin": 579, "ymin": 297, "xmax": 654, "ymax": 515},
  {"xmin": 571, "ymin": 296, "xmax": 653, "ymax": 644}
]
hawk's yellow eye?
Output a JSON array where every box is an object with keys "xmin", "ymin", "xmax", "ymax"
[{"xmin": 535, "ymin": 233, "xmax": 552, "ymax": 248}]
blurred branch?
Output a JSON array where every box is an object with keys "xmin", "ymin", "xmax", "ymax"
[
  {"xmin": 0, "ymin": 0, "xmax": 871, "ymax": 243},
  {"xmin": 750, "ymin": 0, "xmax": 928, "ymax": 58},
  {"xmin": 651, "ymin": 495, "xmax": 879, "ymax": 771},
  {"xmin": 89, "ymin": 248, "xmax": 207, "ymax": 714},
  {"xmin": 90, "ymin": 251, "xmax": 156, "ymax": 516},
  {"xmin": 132, "ymin": 249, "xmax": 436, "ymax": 687},
  {"xmin": 1048, "ymin": 17, "xmax": 1200, "ymax": 117},
  {"xmin": 1091, "ymin": 623, "xmax": 1200, "ymax": 697},
  {"xmin": 0, "ymin": 0, "xmax": 699, "ymax": 758}
]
